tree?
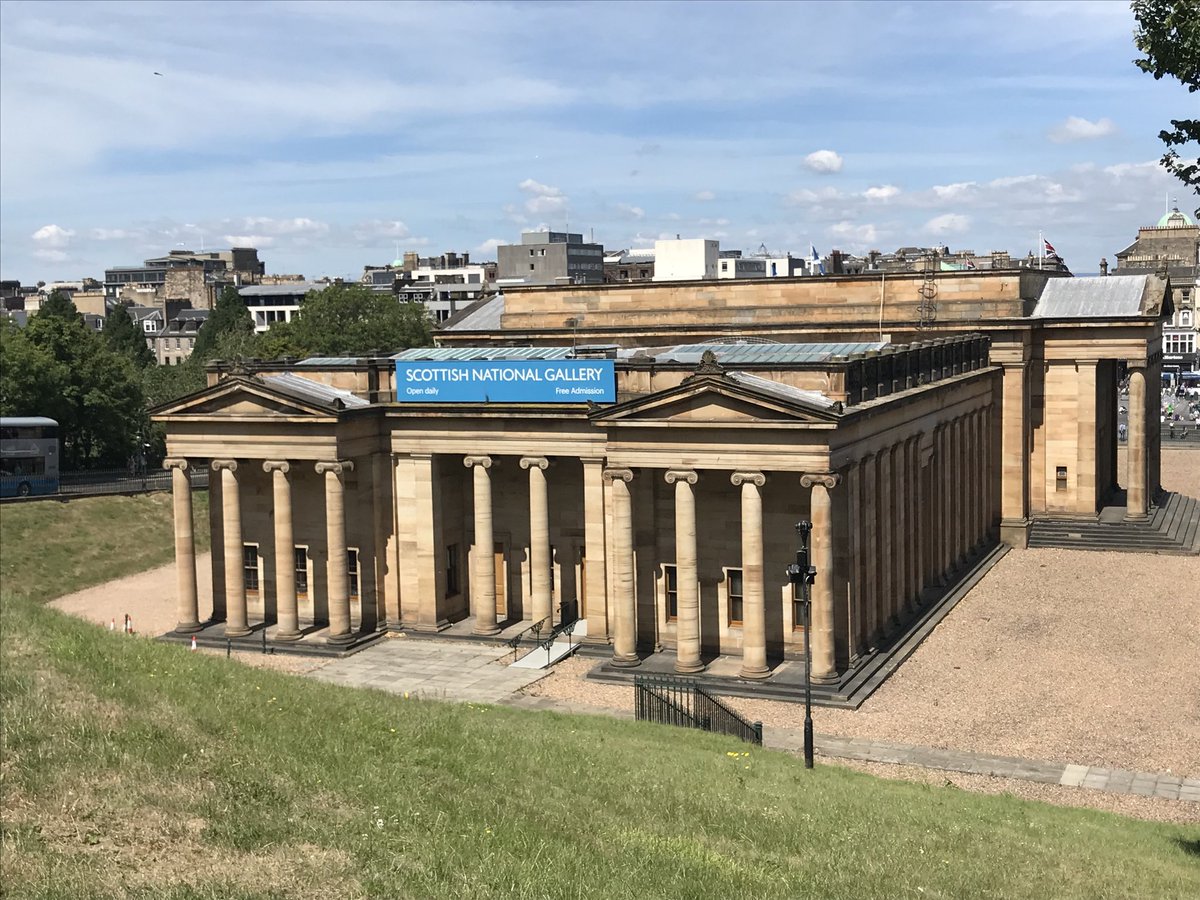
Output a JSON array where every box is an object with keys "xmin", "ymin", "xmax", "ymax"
[
  {"xmin": 38, "ymin": 289, "xmax": 81, "ymax": 322},
  {"xmin": 191, "ymin": 284, "xmax": 253, "ymax": 363},
  {"xmin": 103, "ymin": 304, "xmax": 155, "ymax": 368},
  {"xmin": 10, "ymin": 307, "xmax": 148, "ymax": 468},
  {"xmin": 1133, "ymin": 0, "xmax": 1200, "ymax": 197},
  {"xmin": 281, "ymin": 283, "xmax": 432, "ymax": 357}
]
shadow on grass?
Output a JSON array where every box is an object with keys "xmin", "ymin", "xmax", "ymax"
[{"xmin": 1174, "ymin": 837, "xmax": 1200, "ymax": 858}]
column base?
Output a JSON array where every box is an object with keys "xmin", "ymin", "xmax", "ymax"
[
  {"xmin": 999, "ymin": 517, "xmax": 1030, "ymax": 549},
  {"xmin": 274, "ymin": 629, "xmax": 302, "ymax": 642},
  {"xmin": 224, "ymin": 625, "xmax": 251, "ymax": 638},
  {"xmin": 812, "ymin": 670, "xmax": 840, "ymax": 685},
  {"xmin": 674, "ymin": 659, "xmax": 706, "ymax": 674},
  {"xmin": 1123, "ymin": 511, "xmax": 1150, "ymax": 523},
  {"xmin": 174, "ymin": 621, "xmax": 203, "ymax": 634},
  {"xmin": 582, "ymin": 633, "xmax": 611, "ymax": 647},
  {"xmin": 739, "ymin": 664, "xmax": 770, "ymax": 681},
  {"xmin": 472, "ymin": 623, "xmax": 501, "ymax": 636},
  {"xmin": 325, "ymin": 631, "xmax": 355, "ymax": 646},
  {"xmin": 610, "ymin": 652, "xmax": 641, "ymax": 668}
]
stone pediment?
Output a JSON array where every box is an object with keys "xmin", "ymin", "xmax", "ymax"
[
  {"xmin": 592, "ymin": 375, "xmax": 840, "ymax": 426},
  {"xmin": 151, "ymin": 376, "xmax": 339, "ymax": 421}
]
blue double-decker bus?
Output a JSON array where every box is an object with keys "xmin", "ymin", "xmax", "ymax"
[{"xmin": 0, "ymin": 417, "xmax": 60, "ymax": 498}]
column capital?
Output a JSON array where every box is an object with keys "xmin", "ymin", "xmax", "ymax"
[
  {"xmin": 519, "ymin": 456, "xmax": 549, "ymax": 471},
  {"xmin": 210, "ymin": 459, "xmax": 238, "ymax": 472},
  {"xmin": 603, "ymin": 467, "xmax": 634, "ymax": 484},
  {"xmin": 162, "ymin": 457, "xmax": 189, "ymax": 472},
  {"xmin": 463, "ymin": 455, "xmax": 493, "ymax": 469},
  {"xmin": 315, "ymin": 460, "xmax": 354, "ymax": 476},
  {"xmin": 730, "ymin": 471, "xmax": 766, "ymax": 487},
  {"xmin": 664, "ymin": 469, "xmax": 698, "ymax": 485},
  {"xmin": 801, "ymin": 472, "xmax": 841, "ymax": 490},
  {"xmin": 262, "ymin": 460, "xmax": 291, "ymax": 474}
]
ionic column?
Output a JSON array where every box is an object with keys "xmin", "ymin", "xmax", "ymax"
[
  {"xmin": 959, "ymin": 416, "xmax": 972, "ymax": 559},
  {"xmin": 211, "ymin": 459, "xmax": 249, "ymax": 638},
  {"xmin": 802, "ymin": 473, "xmax": 841, "ymax": 683},
  {"xmin": 1126, "ymin": 367, "xmax": 1148, "ymax": 520},
  {"xmin": 604, "ymin": 467, "xmax": 638, "ymax": 667},
  {"xmin": 521, "ymin": 457, "xmax": 552, "ymax": 628},
  {"xmin": 264, "ymin": 461, "xmax": 299, "ymax": 640},
  {"xmin": 581, "ymin": 458, "xmax": 609, "ymax": 643},
  {"xmin": 905, "ymin": 436, "xmax": 921, "ymax": 614},
  {"xmin": 862, "ymin": 453, "xmax": 880, "ymax": 649},
  {"xmin": 892, "ymin": 441, "xmax": 908, "ymax": 628},
  {"xmin": 732, "ymin": 472, "xmax": 768, "ymax": 680},
  {"xmin": 878, "ymin": 446, "xmax": 896, "ymax": 637},
  {"xmin": 317, "ymin": 460, "xmax": 354, "ymax": 645},
  {"xmin": 847, "ymin": 460, "xmax": 868, "ymax": 661},
  {"xmin": 464, "ymin": 456, "xmax": 499, "ymax": 635},
  {"xmin": 164, "ymin": 458, "xmax": 201, "ymax": 633},
  {"xmin": 666, "ymin": 470, "xmax": 703, "ymax": 674}
]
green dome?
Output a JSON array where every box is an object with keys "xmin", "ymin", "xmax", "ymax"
[
  {"xmin": 392, "ymin": 258, "xmax": 405, "ymax": 267},
  {"xmin": 1157, "ymin": 207, "xmax": 1196, "ymax": 228}
]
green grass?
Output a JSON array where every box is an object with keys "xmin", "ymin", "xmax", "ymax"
[
  {"xmin": 2, "ymin": 495, "xmax": 1198, "ymax": 899},
  {"xmin": 0, "ymin": 491, "xmax": 209, "ymax": 604}
]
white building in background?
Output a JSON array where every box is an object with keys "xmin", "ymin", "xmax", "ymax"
[
  {"xmin": 653, "ymin": 239, "xmax": 719, "ymax": 282},
  {"xmin": 717, "ymin": 256, "xmax": 767, "ymax": 279},
  {"xmin": 239, "ymin": 282, "xmax": 328, "ymax": 334}
]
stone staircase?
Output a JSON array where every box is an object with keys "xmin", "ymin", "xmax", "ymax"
[{"xmin": 1028, "ymin": 492, "xmax": 1200, "ymax": 555}]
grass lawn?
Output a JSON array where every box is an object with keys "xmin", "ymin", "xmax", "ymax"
[{"xmin": 2, "ymin": 495, "xmax": 1198, "ymax": 899}]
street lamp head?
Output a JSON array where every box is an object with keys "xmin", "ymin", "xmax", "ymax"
[{"xmin": 795, "ymin": 520, "xmax": 812, "ymax": 544}]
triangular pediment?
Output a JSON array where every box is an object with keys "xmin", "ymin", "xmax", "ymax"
[
  {"xmin": 151, "ymin": 376, "xmax": 338, "ymax": 420},
  {"xmin": 592, "ymin": 375, "xmax": 840, "ymax": 425}
]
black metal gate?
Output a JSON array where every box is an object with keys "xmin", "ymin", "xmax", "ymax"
[{"xmin": 633, "ymin": 674, "xmax": 763, "ymax": 745}]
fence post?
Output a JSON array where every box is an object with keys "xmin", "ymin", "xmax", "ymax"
[{"xmin": 753, "ymin": 721, "xmax": 763, "ymax": 746}]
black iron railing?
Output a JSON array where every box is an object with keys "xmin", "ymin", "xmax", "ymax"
[{"xmin": 633, "ymin": 674, "xmax": 763, "ymax": 745}]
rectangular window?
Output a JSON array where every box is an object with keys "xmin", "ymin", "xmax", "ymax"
[
  {"xmin": 243, "ymin": 544, "xmax": 260, "ymax": 594},
  {"xmin": 664, "ymin": 564, "xmax": 678, "ymax": 620},
  {"xmin": 792, "ymin": 583, "xmax": 807, "ymax": 632},
  {"xmin": 294, "ymin": 547, "xmax": 308, "ymax": 597},
  {"xmin": 727, "ymin": 568, "xmax": 744, "ymax": 625},
  {"xmin": 446, "ymin": 543, "xmax": 460, "ymax": 597},
  {"xmin": 347, "ymin": 548, "xmax": 360, "ymax": 599}
]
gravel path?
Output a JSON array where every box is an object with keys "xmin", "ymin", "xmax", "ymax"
[{"xmin": 527, "ymin": 449, "xmax": 1200, "ymax": 793}]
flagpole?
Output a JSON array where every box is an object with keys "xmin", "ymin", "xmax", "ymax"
[{"xmin": 1039, "ymin": 230, "xmax": 1043, "ymax": 270}]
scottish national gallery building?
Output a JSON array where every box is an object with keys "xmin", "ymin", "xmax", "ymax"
[{"xmin": 154, "ymin": 269, "xmax": 1175, "ymax": 691}]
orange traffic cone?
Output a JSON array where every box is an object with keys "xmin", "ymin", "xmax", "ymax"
[{"xmin": 190, "ymin": 635, "xmax": 198, "ymax": 652}]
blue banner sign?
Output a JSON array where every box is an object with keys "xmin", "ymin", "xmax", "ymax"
[{"xmin": 395, "ymin": 359, "xmax": 616, "ymax": 404}]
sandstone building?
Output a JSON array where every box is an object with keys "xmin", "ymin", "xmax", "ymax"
[{"xmin": 153, "ymin": 268, "xmax": 1173, "ymax": 693}]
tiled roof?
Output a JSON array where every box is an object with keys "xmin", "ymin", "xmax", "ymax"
[
  {"xmin": 1032, "ymin": 275, "xmax": 1150, "ymax": 318},
  {"xmin": 260, "ymin": 373, "xmax": 369, "ymax": 409}
]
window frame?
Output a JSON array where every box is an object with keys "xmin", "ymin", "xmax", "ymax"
[
  {"xmin": 243, "ymin": 543, "xmax": 261, "ymax": 596},
  {"xmin": 726, "ymin": 567, "xmax": 744, "ymax": 626},
  {"xmin": 663, "ymin": 563, "xmax": 678, "ymax": 621},
  {"xmin": 294, "ymin": 546, "xmax": 309, "ymax": 598}
]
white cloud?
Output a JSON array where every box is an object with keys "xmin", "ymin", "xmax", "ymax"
[
  {"xmin": 613, "ymin": 202, "xmax": 645, "ymax": 220},
  {"xmin": 89, "ymin": 227, "xmax": 133, "ymax": 240},
  {"xmin": 34, "ymin": 249, "xmax": 69, "ymax": 263},
  {"xmin": 242, "ymin": 216, "xmax": 330, "ymax": 235},
  {"xmin": 694, "ymin": 190, "xmax": 716, "ymax": 201},
  {"xmin": 863, "ymin": 184, "xmax": 900, "ymax": 201},
  {"xmin": 785, "ymin": 186, "xmax": 844, "ymax": 206},
  {"xmin": 924, "ymin": 213, "xmax": 970, "ymax": 235},
  {"xmin": 223, "ymin": 234, "xmax": 275, "ymax": 247},
  {"xmin": 932, "ymin": 182, "xmax": 977, "ymax": 200},
  {"xmin": 517, "ymin": 178, "xmax": 568, "ymax": 216},
  {"xmin": 32, "ymin": 224, "xmax": 74, "ymax": 247},
  {"xmin": 350, "ymin": 219, "xmax": 411, "ymax": 243},
  {"xmin": 830, "ymin": 221, "xmax": 879, "ymax": 243},
  {"xmin": 803, "ymin": 150, "xmax": 844, "ymax": 174},
  {"xmin": 1048, "ymin": 116, "xmax": 1118, "ymax": 143},
  {"xmin": 474, "ymin": 238, "xmax": 505, "ymax": 256}
]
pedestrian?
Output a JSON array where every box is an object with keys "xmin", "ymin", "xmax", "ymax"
[{"xmin": 1118, "ymin": 423, "xmax": 1127, "ymax": 442}]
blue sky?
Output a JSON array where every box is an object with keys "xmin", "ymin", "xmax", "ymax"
[{"xmin": 0, "ymin": 0, "xmax": 1192, "ymax": 283}]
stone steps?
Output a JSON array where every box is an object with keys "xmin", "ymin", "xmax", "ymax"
[{"xmin": 1029, "ymin": 492, "xmax": 1200, "ymax": 555}]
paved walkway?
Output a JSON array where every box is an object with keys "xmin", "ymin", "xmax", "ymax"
[
  {"xmin": 503, "ymin": 695, "xmax": 1200, "ymax": 803},
  {"xmin": 310, "ymin": 638, "xmax": 550, "ymax": 703}
]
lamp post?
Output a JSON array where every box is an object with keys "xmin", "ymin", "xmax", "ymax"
[{"xmin": 786, "ymin": 520, "xmax": 818, "ymax": 769}]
